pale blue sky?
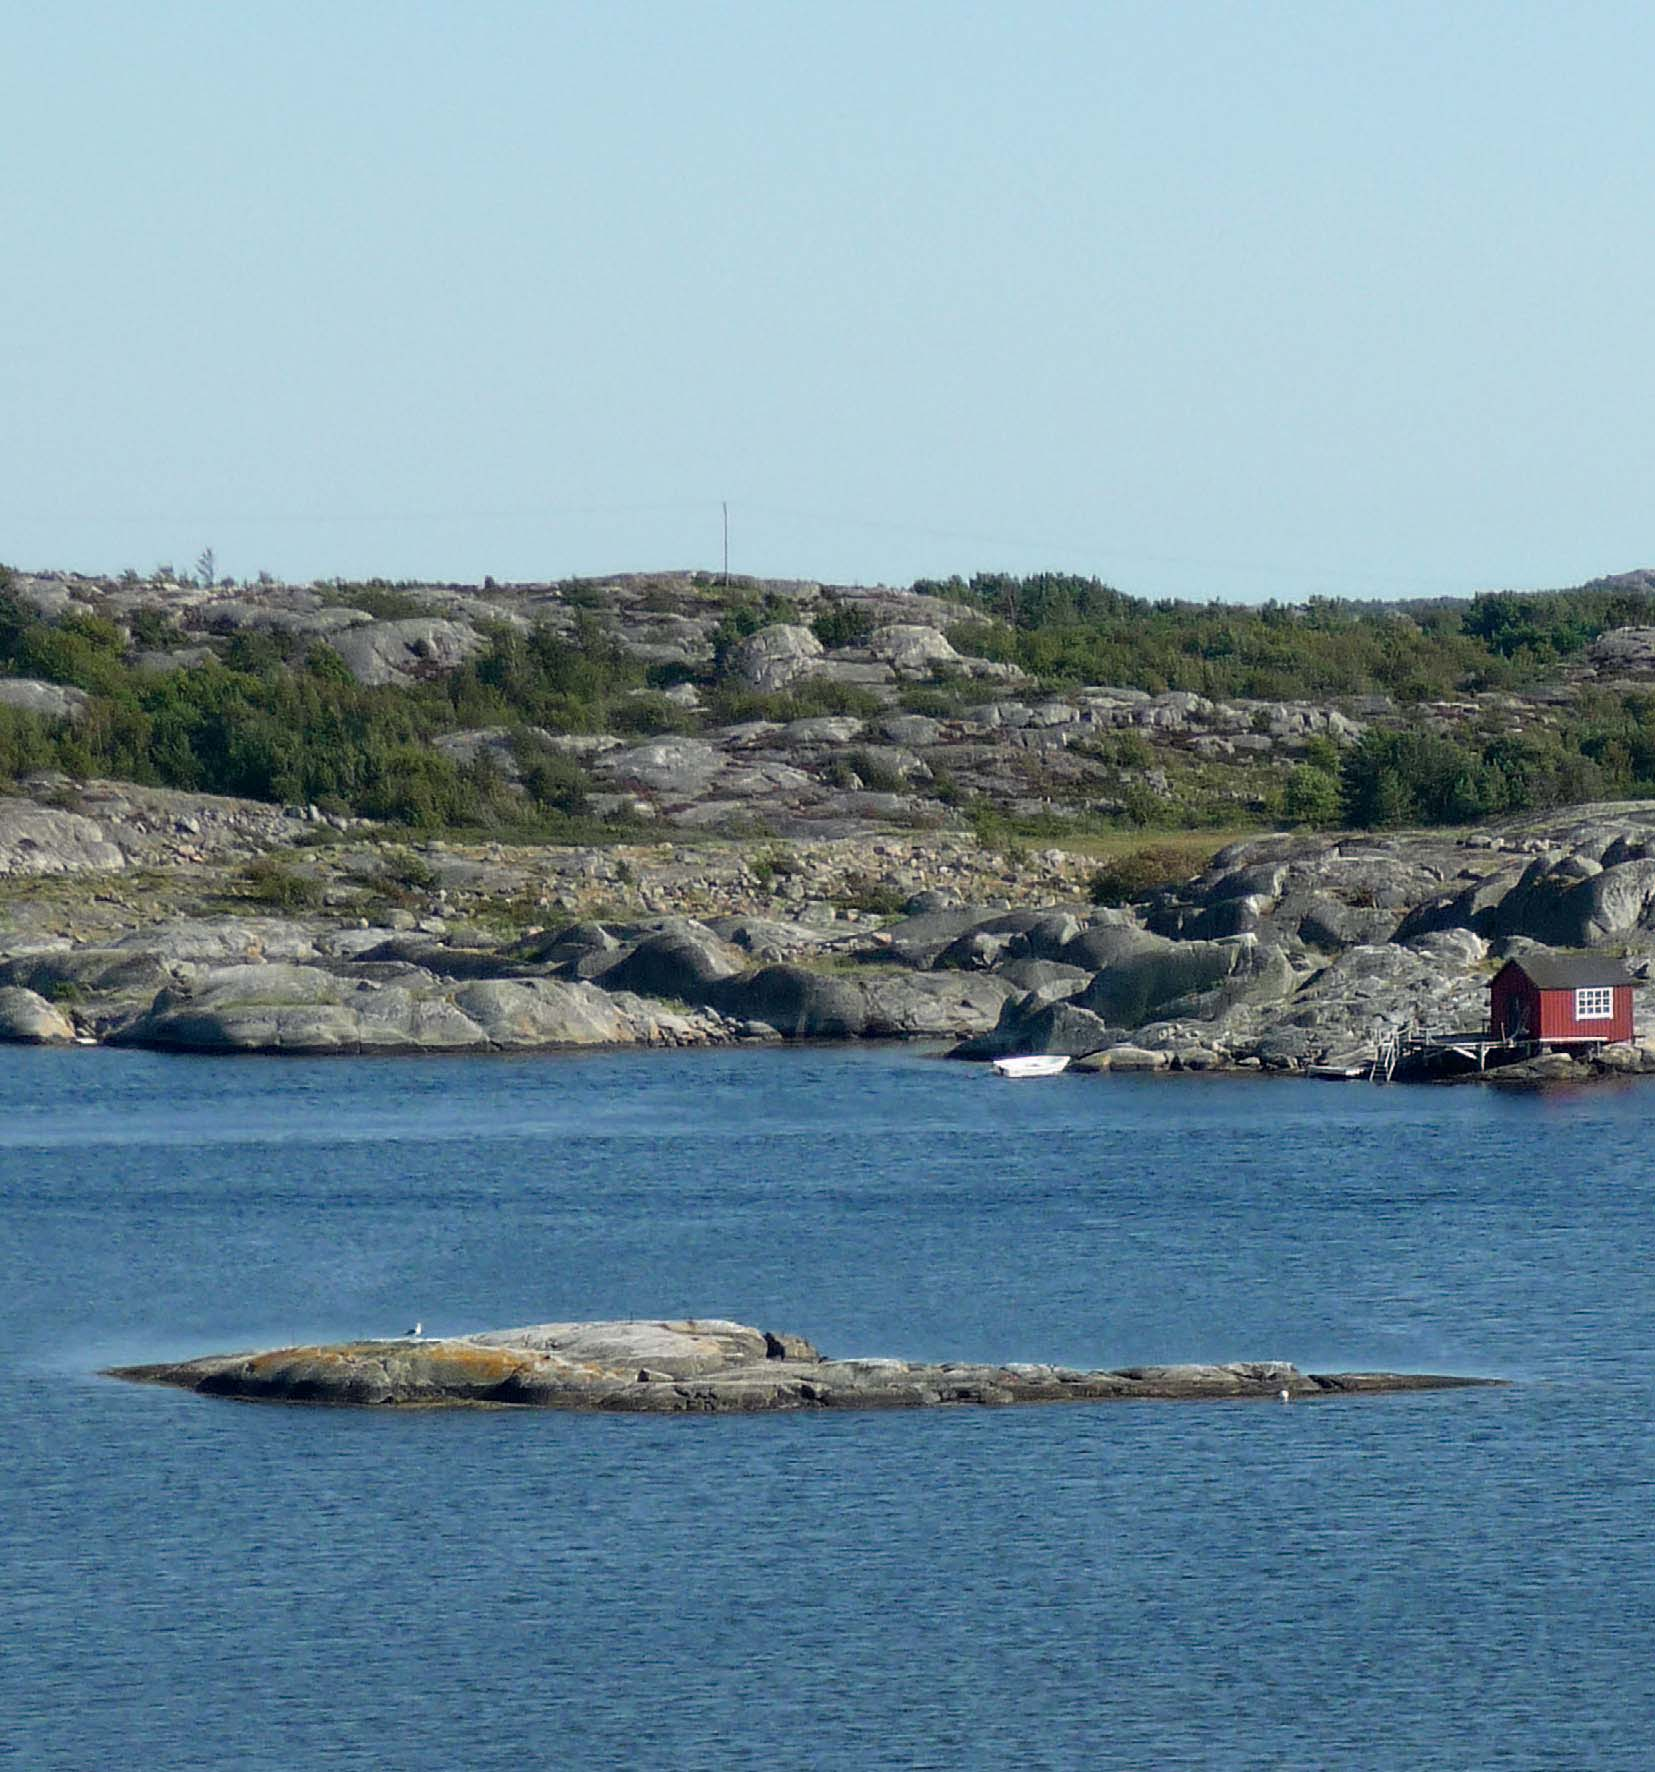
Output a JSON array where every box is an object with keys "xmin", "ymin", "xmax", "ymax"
[{"xmin": 5, "ymin": 2, "xmax": 1653, "ymax": 601}]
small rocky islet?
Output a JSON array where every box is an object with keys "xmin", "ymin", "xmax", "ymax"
[{"xmin": 106, "ymin": 1318, "xmax": 1498, "ymax": 1412}]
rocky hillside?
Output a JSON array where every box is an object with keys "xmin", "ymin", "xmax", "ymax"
[{"xmin": 13, "ymin": 562, "xmax": 1655, "ymax": 842}]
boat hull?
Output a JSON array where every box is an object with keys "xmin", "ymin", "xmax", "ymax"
[{"xmin": 991, "ymin": 1055, "xmax": 1072, "ymax": 1079}]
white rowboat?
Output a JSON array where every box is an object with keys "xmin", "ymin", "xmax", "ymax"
[{"xmin": 991, "ymin": 1055, "xmax": 1072, "ymax": 1079}]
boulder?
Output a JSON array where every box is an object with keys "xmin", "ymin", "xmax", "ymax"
[
  {"xmin": 1546, "ymin": 858, "xmax": 1655, "ymax": 946},
  {"xmin": 992, "ymin": 958, "xmax": 1091, "ymax": 1000},
  {"xmin": 0, "ymin": 986, "xmax": 75, "ymax": 1042},
  {"xmin": 1488, "ymin": 1050, "xmax": 1588, "ymax": 1084},
  {"xmin": 714, "ymin": 965, "xmax": 868, "ymax": 1038},
  {"xmin": 725, "ymin": 624, "xmax": 824, "ymax": 693},
  {"xmin": 1457, "ymin": 853, "xmax": 1655, "ymax": 948},
  {"xmin": 0, "ymin": 947, "xmax": 172, "ymax": 1002},
  {"xmin": 0, "ymin": 679, "xmax": 89, "ymax": 723},
  {"xmin": 774, "ymin": 715, "xmax": 864, "ymax": 746},
  {"xmin": 1073, "ymin": 1044, "xmax": 1171, "ymax": 1072},
  {"xmin": 0, "ymin": 799, "xmax": 125, "ymax": 875},
  {"xmin": 999, "ymin": 909, "xmax": 1087, "ymax": 963},
  {"xmin": 951, "ymin": 996, "xmax": 1115, "ymax": 1061},
  {"xmin": 328, "ymin": 619, "xmax": 485, "ymax": 685},
  {"xmin": 596, "ymin": 923, "xmax": 746, "ymax": 1003},
  {"xmin": 703, "ymin": 916, "xmax": 832, "ymax": 962},
  {"xmin": 596, "ymin": 737, "xmax": 726, "ymax": 799},
  {"xmin": 449, "ymin": 978, "xmax": 637, "ymax": 1047},
  {"xmin": 878, "ymin": 907, "xmax": 1008, "ymax": 969},
  {"xmin": 1392, "ymin": 867, "xmax": 1526, "ymax": 943},
  {"xmin": 859, "ymin": 971, "xmax": 1017, "ymax": 1037},
  {"xmin": 356, "ymin": 941, "xmax": 530, "ymax": 982},
  {"xmin": 875, "ymin": 714, "xmax": 943, "ymax": 747},
  {"xmin": 1076, "ymin": 935, "xmax": 1268, "ymax": 1026},
  {"xmin": 866, "ymin": 624, "xmax": 962, "ymax": 677},
  {"xmin": 1058, "ymin": 922, "xmax": 1160, "ymax": 972}
]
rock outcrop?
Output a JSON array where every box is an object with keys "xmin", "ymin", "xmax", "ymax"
[
  {"xmin": 0, "ymin": 985, "xmax": 74, "ymax": 1042},
  {"xmin": 6, "ymin": 771, "xmax": 1655, "ymax": 1080},
  {"xmin": 0, "ymin": 799, "xmax": 125, "ymax": 875},
  {"xmin": 107, "ymin": 1317, "xmax": 1498, "ymax": 1413},
  {"xmin": 328, "ymin": 618, "xmax": 485, "ymax": 685}
]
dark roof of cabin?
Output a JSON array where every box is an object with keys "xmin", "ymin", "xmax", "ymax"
[{"xmin": 1495, "ymin": 954, "xmax": 1637, "ymax": 990}]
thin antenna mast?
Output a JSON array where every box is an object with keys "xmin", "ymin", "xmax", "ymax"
[{"xmin": 722, "ymin": 500, "xmax": 729, "ymax": 584}]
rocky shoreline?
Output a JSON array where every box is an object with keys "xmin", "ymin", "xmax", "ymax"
[
  {"xmin": 6, "ymin": 781, "xmax": 1655, "ymax": 1081},
  {"xmin": 106, "ymin": 1317, "xmax": 1498, "ymax": 1413},
  {"xmin": 7, "ymin": 565, "xmax": 1655, "ymax": 1079}
]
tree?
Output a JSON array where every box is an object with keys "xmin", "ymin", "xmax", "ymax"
[{"xmin": 1282, "ymin": 764, "xmax": 1341, "ymax": 827}]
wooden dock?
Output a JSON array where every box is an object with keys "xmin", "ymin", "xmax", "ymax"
[{"xmin": 1368, "ymin": 1024, "xmax": 1524, "ymax": 1083}]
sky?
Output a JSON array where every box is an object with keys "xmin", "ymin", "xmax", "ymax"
[{"xmin": 5, "ymin": 1, "xmax": 1654, "ymax": 603}]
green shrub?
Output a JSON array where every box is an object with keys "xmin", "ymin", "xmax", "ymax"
[
  {"xmin": 319, "ymin": 581, "xmax": 429, "ymax": 621},
  {"xmin": 378, "ymin": 847, "xmax": 439, "ymax": 892},
  {"xmin": 238, "ymin": 856, "xmax": 322, "ymax": 910},
  {"xmin": 811, "ymin": 604, "xmax": 877, "ymax": 650},
  {"xmin": 1281, "ymin": 764, "xmax": 1342, "ymax": 827},
  {"xmin": 1087, "ymin": 845, "xmax": 1197, "ymax": 906},
  {"xmin": 843, "ymin": 747, "xmax": 908, "ymax": 793},
  {"xmin": 835, "ymin": 877, "xmax": 909, "ymax": 916},
  {"xmin": 609, "ymin": 692, "xmax": 695, "ymax": 737},
  {"xmin": 127, "ymin": 606, "xmax": 182, "ymax": 650},
  {"xmin": 509, "ymin": 731, "xmax": 593, "ymax": 817},
  {"xmin": 706, "ymin": 678, "xmax": 882, "ymax": 725}
]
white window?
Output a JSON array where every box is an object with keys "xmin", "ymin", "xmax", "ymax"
[{"xmin": 1575, "ymin": 987, "xmax": 1615, "ymax": 1021}]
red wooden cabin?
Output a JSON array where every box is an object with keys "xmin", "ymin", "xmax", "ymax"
[{"xmin": 1489, "ymin": 954, "xmax": 1635, "ymax": 1048}]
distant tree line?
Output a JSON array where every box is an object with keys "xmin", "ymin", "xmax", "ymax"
[{"xmin": 913, "ymin": 570, "xmax": 1655, "ymax": 702}]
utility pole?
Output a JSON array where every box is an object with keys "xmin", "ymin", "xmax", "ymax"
[{"xmin": 722, "ymin": 501, "xmax": 729, "ymax": 584}]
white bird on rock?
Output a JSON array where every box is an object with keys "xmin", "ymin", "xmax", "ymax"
[{"xmin": 403, "ymin": 1321, "xmax": 423, "ymax": 1339}]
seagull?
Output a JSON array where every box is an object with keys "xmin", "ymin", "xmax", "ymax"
[
  {"xmin": 402, "ymin": 1321, "xmax": 423, "ymax": 1339},
  {"xmin": 1279, "ymin": 1388, "xmax": 1291, "ymax": 1403}
]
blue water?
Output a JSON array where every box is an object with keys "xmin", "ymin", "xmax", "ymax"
[{"xmin": 4, "ymin": 1046, "xmax": 1655, "ymax": 1769}]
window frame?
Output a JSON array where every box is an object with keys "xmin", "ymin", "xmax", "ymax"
[{"xmin": 1574, "ymin": 985, "xmax": 1616, "ymax": 1022}]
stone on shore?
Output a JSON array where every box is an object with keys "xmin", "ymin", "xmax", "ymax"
[{"xmin": 0, "ymin": 985, "xmax": 75, "ymax": 1042}]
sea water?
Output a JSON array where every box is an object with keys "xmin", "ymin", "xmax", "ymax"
[{"xmin": 3, "ymin": 1045, "xmax": 1654, "ymax": 1769}]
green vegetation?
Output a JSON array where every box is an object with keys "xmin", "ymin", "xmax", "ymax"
[
  {"xmin": 913, "ymin": 570, "xmax": 1655, "ymax": 701},
  {"xmin": 704, "ymin": 678, "xmax": 884, "ymax": 725},
  {"xmin": 1088, "ymin": 844, "xmax": 1207, "ymax": 906},
  {"xmin": 710, "ymin": 591, "xmax": 801, "ymax": 671},
  {"xmin": 0, "ymin": 574, "xmax": 667, "ymax": 831},
  {"xmin": 316, "ymin": 581, "xmax": 432, "ymax": 622},
  {"xmin": 841, "ymin": 747, "xmax": 909, "ymax": 793},
  {"xmin": 1336, "ymin": 721, "xmax": 1618, "ymax": 828},
  {"xmin": 1281, "ymin": 763, "xmax": 1342, "ymax": 828},
  {"xmin": 4, "ymin": 556, "xmax": 1655, "ymax": 840},
  {"xmin": 237, "ymin": 855, "xmax": 323, "ymax": 910},
  {"xmin": 811, "ymin": 604, "xmax": 877, "ymax": 650}
]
